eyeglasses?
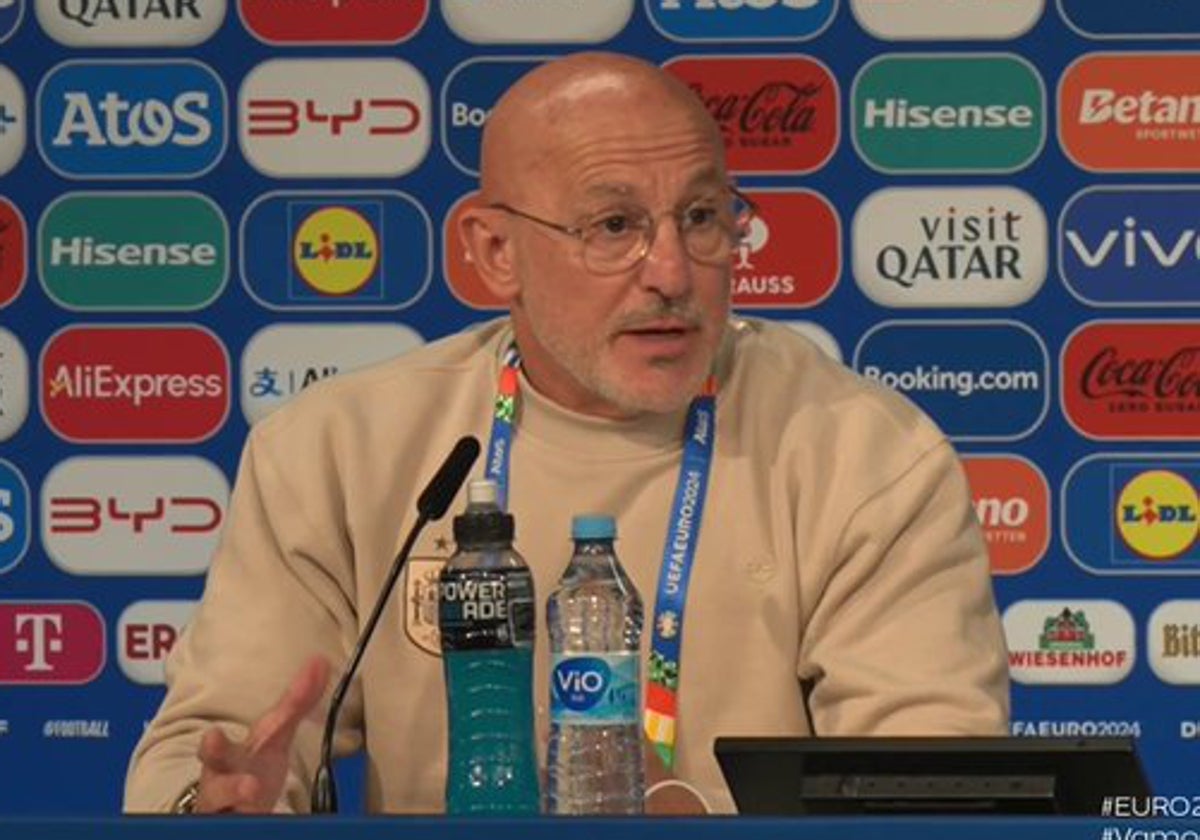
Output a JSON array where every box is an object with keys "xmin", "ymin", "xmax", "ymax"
[{"xmin": 488, "ymin": 186, "xmax": 758, "ymax": 276}]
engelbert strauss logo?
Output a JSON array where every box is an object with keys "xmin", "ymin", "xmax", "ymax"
[
  {"xmin": 646, "ymin": 0, "xmax": 836, "ymax": 43},
  {"xmin": 37, "ymin": 59, "xmax": 226, "ymax": 178}
]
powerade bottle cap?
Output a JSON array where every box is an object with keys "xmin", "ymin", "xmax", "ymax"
[
  {"xmin": 571, "ymin": 514, "xmax": 616, "ymax": 541},
  {"xmin": 453, "ymin": 480, "xmax": 514, "ymax": 545}
]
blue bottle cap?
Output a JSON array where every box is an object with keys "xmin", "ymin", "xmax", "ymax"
[{"xmin": 571, "ymin": 514, "xmax": 616, "ymax": 540}]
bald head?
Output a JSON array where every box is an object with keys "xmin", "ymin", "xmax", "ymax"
[{"xmin": 479, "ymin": 52, "xmax": 723, "ymax": 203}]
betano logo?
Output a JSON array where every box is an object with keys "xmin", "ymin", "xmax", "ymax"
[
  {"xmin": 853, "ymin": 53, "xmax": 1044, "ymax": 173},
  {"xmin": 292, "ymin": 206, "xmax": 379, "ymax": 297},
  {"xmin": 962, "ymin": 455, "xmax": 1049, "ymax": 575},
  {"xmin": 646, "ymin": 0, "xmax": 836, "ymax": 43},
  {"xmin": 732, "ymin": 188, "xmax": 838, "ymax": 308},
  {"xmin": 1060, "ymin": 53, "xmax": 1200, "ymax": 172},
  {"xmin": 850, "ymin": 0, "xmax": 1043, "ymax": 40},
  {"xmin": 1116, "ymin": 470, "xmax": 1199, "ymax": 561},
  {"xmin": 40, "ymin": 325, "xmax": 229, "ymax": 443},
  {"xmin": 239, "ymin": 0, "xmax": 427, "ymax": 45}
]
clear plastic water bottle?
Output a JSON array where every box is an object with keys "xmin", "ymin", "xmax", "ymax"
[
  {"xmin": 546, "ymin": 514, "xmax": 645, "ymax": 814},
  {"xmin": 438, "ymin": 479, "xmax": 539, "ymax": 814}
]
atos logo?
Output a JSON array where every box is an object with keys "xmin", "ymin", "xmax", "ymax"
[
  {"xmin": 732, "ymin": 188, "xmax": 839, "ymax": 308},
  {"xmin": 40, "ymin": 324, "xmax": 230, "ymax": 443},
  {"xmin": 0, "ymin": 196, "xmax": 27, "ymax": 307},
  {"xmin": 552, "ymin": 656, "xmax": 610, "ymax": 712},
  {"xmin": 0, "ymin": 65, "xmax": 26, "ymax": 177},
  {"xmin": 665, "ymin": 55, "xmax": 838, "ymax": 174},
  {"xmin": 239, "ymin": 0, "xmax": 426, "ymax": 44},
  {"xmin": 0, "ymin": 0, "xmax": 22, "ymax": 44},
  {"xmin": 851, "ymin": 0, "xmax": 1043, "ymax": 40},
  {"xmin": 962, "ymin": 455, "xmax": 1049, "ymax": 576},
  {"xmin": 1063, "ymin": 456, "xmax": 1200, "ymax": 575},
  {"xmin": 1059, "ymin": 0, "xmax": 1200, "ymax": 38},
  {"xmin": 0, "ymin": 602, "xmax": 106, "ymax": 685},
  {"xmin": 0, "ymin": 326, "xmax": 29, "ymax": 442},
  {"xmin": 442, "ymin": 0, "xmax": 633, "ymax": 43},
  {"xmin": 241, "ymin": 192, "xmax": 430, "ymax": 311},
  {"xmin": 854, "ymin": 320, "xmax": 1049, "ymax": 441},
  {"xmin": 1060, "ymin": 187, "xmax": 1200, "ymax": 307},
  {"xmin": 118, "ymin": 600, "xmax": 196, "ymax": 685},
  {"xmin": 1061, "ymin": 321, "xmax": 1200, "ymax": 440},
  {"xmin": 36, "ymin": 0, "xmax": 225, "ymax": 46},
  {"xmin": 38, "ymin": 60, "xmax": 226, "ymax": 179},
  {"xmin": 1060, "ymin": 53, "xmax": 1200, "ymax": 173},
  {"xmin": 442, "ymin": 58, "xmax": 542, "ymax": 176},
  {"xmin": 42, "ymin": 456, "xmax": 227, "ymax": 576},
  {"xmin": 0, "ymin": 459, "xmax": 30, "ymax": 576},
  {"xmin": 647, "ymin": 0, "xmax": 836, "ymax": 43},
  {"xmin": 241, "ymin": 323, "xmax": 423, "ymax": 424},
  {"xmin": 240, "ymin": 59, "xmax": 429, "ymax": 178}
]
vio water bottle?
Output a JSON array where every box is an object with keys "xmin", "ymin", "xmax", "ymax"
[
  {"xmin": 438, "ymin": 479, "xmax": 539, "ymax": 814},
  {"xmin": 546, "ymin": 514, "xmax": 645, "ymax": 814}
]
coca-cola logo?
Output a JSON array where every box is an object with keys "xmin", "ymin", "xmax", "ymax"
[
  {"xmin": 665, "ymin": 55, "xmax": 837, "ymax": 174},
  {"xmin": 1081, "ymin": 346, "xmax": 1200, "ymax": 401},
  {"xmin": 692, "ymin": 81, "xmax": 822, "ymax": 138},
  {"xmin": 1062, "ymin": 321, "xmax": 1200, "ymax": 439}
]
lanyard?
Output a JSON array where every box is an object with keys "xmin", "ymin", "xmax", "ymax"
[{"xmin": 485, "ymin": 344, "xmax": 716, "ymax": 771}]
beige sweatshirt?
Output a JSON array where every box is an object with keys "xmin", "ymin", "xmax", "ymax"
[{"xmin": 124, "ymin": 317, "xmax": 1009, "ymax": 814}]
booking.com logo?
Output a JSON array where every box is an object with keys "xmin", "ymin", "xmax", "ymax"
[{"xmin": 854, "ymin": 320, "xmax": 1049, "ymax": 441}]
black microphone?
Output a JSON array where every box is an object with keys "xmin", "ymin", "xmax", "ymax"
[{"xmin": 311, "ymin": 435, "xmax": 481, "ymax": 813}]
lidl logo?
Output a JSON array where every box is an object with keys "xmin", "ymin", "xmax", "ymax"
[
  {"xmin": 0, "ymin": 0, "xmax": 22, "ymax": 43},
  {"xmin": 1059, "ymin": 0, "xmax": 1200, "ymax": 38},
  {"xmin": 851, "ymin": 0, "xmax": 1043, "ymax": 40},
  {"xmin": 442, "ymin": 0, "xmax": 633, "ymax": 43},
  {"xmin": 37, "ymin": 60, "xmax": 226, "ymax": 179},
  {"xmin": 442, "ymin": 58, "xmax": 543, "ymax": 176},
  {"xmin": 0, "ymin": 65, "xmax": 26, "ymax": 177},
  {"xmin": 962, "ymin": 455, "xmax": 1049, "ymax": 575},
  {"xmin": 1061, "ymin": 321, "xmax": 1200, "ymax": 440},
  {"xmin": 0, "ymin": 459, "xmax": 30, "ymax": 576},
  {"xmin": 1149, "ymin": 601, "xmax": 1200, "ymax": 685},
  {"xmin": 241, "ymin": 323, "xmax": 423, "ymax": 424},
  {"xmin": 118, "ymin": 600, "xmax": 196, "ymax": 685},
  {"xmin": 42, "ymin": 456, "xmax": 227, "ymax": 576},
  {"xmin": 853, "ymin": 186, "xmax": 1046, "ymax": 308},
  {"xmin": 732, "ymin": 188, "xmax": 839, "ymax": 308},
  {"xmin": 40, "ymin": 324, "xmax": 230, "ymax": 443},
  {"xmin": 853, "ymin": 320, "xmax": 1048, "ymax": 441},
  {"xmin": 39, "ymin": 192, "xmax": 227, "ymax": 311},
  {"xmin": 853, "ymin": 53, "xmax": 1044, "ymax": 173},
  {"xmin": 0, "ymin": 327, "xmax": 29, "ymax": 442},
  {"xmin": 647, "ymin": 0, "xmax": 836, "ymax": 42},
  {"xmin": 0, "ymin": 196, "xmax": 26, "ymax": 307},
  {"xmin": 1061, "ymin": 188, "xmax": 1200, "ymax": 307},
  {"xmin": 36, "ymin": 0, "xmax": 224, "ymax": 46},
  {"xmin": 239, "ymin": 59, "xmax": 429, "ymax": 178},
  {"xmin": 239, "ymin": 0, "xmax": 426, "ymax": 44},
  {"xmin": 0, "ymin": 601, "xmax": 106, "ymax": 685},
  {"xmin": 242, "ymin": 192, "xmax": 430, "ymax": 311},
  {"xmin": 1060, "ymin": 53, "xmax": 1200, "ymax": 173},
  {"xmin": 1003, "ymin": 600, "xmax": 1135, "ymax": 685},
  {"xmin": 443, "ymin": 192, "xmax": 502, "ymax": 311},
  {"xmin": 1063, "ymin": 456, "xmax": 1200, "ymax": 574},
  {"xmin": 664, "ymin": 55, "xmax": 838, "ymax": 175}
]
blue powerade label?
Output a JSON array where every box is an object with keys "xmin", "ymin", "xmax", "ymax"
[{"xmin": 551, "ymin": 653, "xmax": 638, "ymax": 725}]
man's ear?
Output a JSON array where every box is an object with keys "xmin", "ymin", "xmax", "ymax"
[{"xmin": 459, "ymin": 203, "xmax": 520, "ymax": 303}]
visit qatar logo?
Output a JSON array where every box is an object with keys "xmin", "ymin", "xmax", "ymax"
[{"xmin": 664, "ymin": 55, "xmax": 838, "ymax": 174}]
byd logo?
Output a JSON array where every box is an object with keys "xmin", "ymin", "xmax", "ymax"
[
  {"xmin": 0, "ymin": 602, "xmax": 105, "ymax": 684},
  {"xmin": 239, "ymin": 0, "xmax": 427, "ymax": 44},
  {"xmin": 40, "ymin": 324, "xmax": 230, "ymax": 443}
]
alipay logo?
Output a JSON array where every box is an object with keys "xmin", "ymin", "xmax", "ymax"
[
  {"xmin": 853, "ymin": 53, "xmax": 1044, "ymax": 173},
  {"xmin": 854, "ymin": 320, "xmax": 1048, "ymax": 441},
  {"xmin": 442, "ymin": 58, "xmax": 543, "ymax": 176},
  {"xmin": 38, "ymin": 60, "xmax": 226, "ymax": 179},
  {"xmin": 646, "ymin": 0, "xmax": 836, "ymax": 43},
  {"xmin": 1060, "ymin": 187, "xmax": 1200, "ymax": 307}
]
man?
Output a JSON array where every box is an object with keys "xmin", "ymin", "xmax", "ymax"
[{"xmin": 124, "ymin": 52, "xmax": 1009, "ymax": 815}]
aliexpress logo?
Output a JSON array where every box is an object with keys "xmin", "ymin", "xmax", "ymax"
[
  {"xmin": 1059, "ymin": 53, "xmax": 1200, "ymax": 173},
  {"xmin": 962, "ymin": 455, "xmax": 1049, "ymax": 575},
  {"xmin": 40, "ymin": 324, "xmax": 230, "ymax": 443},
  {"xmin": 239, "ymin": 0, "xmax": 428, "ymax": 44}
]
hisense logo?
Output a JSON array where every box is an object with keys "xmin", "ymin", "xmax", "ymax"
[
  {"xmin": 48, "ymin": 236, "xmax": 217, "ymax": 267},
  {"xmin": 863, "ymin": 98, "xmax": 1035, "ymax": 129}
]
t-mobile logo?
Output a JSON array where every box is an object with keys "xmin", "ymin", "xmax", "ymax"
[
  {"xmin": 0, "ymin": 603, "xmax": 105, "ymax": 684},
  {"xmin": 14, "ymin": 612, "xmax": 64, "ymax": 672}
]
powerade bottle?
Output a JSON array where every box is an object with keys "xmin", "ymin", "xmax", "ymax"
[
  {"xmin": 545, "ymin": 514, "xmax": 645, "ymax": 814},
  {"xmin": 438, "ymin": 479, "xmax": 539, "ymax": 814}
]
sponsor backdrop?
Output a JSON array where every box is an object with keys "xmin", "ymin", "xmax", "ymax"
[{"xmin": 0, "ymin": 0, "xmax": 1197, "ymax": 816}]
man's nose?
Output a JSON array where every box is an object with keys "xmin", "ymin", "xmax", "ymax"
[{"xmin": 638, "ymin": 217, "xmax": 693, "ymax": 299}]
